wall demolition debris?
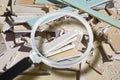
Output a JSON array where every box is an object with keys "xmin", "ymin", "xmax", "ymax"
[
  {"xmin": 0, "ymin": 0, "xmax": 9, "ymax": 15},
  {"xmin": 0, "ymin": 0, "xmax": 120, "ymax": 80}
]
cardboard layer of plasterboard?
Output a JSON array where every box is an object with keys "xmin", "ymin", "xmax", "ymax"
[
  {"xmin": 109, "ymin": 35, "xmax": 120, "ymax": 53},
  {"xmin": 15, "ymin": 0, "xmax": 34, "ymax": 4},
  {"xmin": 48, "ymin": 48, "xmax": 78, "ymax": 60}
]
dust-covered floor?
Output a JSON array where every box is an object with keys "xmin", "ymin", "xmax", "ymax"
[{"xmin": 14, "ymin": 42, "xmax": 120, "ymax": 80}]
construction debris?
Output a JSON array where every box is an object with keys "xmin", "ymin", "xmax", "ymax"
[
  {"xmin": 0, "ymin": 0, "xmax": 120, "ymax": 80},
  {"xmin": 0, "ymin": 0, "xmax": 9, "ymax": 15},
  {"xmin": 101, "ymin": 41, "xmax": 115, "ymax": 60}
]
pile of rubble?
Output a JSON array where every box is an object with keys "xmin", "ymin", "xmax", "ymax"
[{"xmin": 0, "ymin": 0, "xmax": 120, "ymax": 80}]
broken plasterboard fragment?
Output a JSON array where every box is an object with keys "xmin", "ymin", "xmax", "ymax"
[
  {"xmin": 13, "ymin": 24, "xmax": 31, "ymax": 33},
  {"xmin": 86, "ymin": 60, "xmax": 104, "ymax": 75},
  {"xmin": 41, "ymin": 31, "xmax": 82, "ymax": 54},
  {"xmin": 15, "ymin": 0, "xmax": 34, "ymax": 5},
  {"xmin": 109, "ymin": 35, "xmax": 120, "ymax": 53},
  {"xmin": 35, "ymin": 0, "xmax": 54, "ymax": 4},
  {"xmin": 0, "ymin": 17, "xmax": 5, "ymax": 32},
  {"xmin": 101, "ymin": 41, "xmax": 116, "ymax": 60},
  {"xmin": 0, "ymin": 17, "xmax": 5, "ymax": 22},
  {"xmin": 52, "ymin": 63, "xmax": 81, "ymax": 71},
  {"xmin": 79, "ymin": 0, "xmax": 107, "ymax": 9},
  {"xmin": 48, "ymin": 48, "xmax": 78, "ymax": 60},
  {"xmin": 86, "ymin": 47, "xmax": 104, "ymax": 75},
  {"xmin": 0, "ymin": 0, "xmax": 9, "ymax": 15},
  {"xmin": 5, "ymin": 51, "xmax": 30, "ymax": 69},
  {"xmin": 104, "ymin": 27, "xmax": 120, "ymax": 53},
  {"xmin": 114, "ymin": 0, "xmax": 120, "ymax": 15},
  {"xmin": 27, "ymin": 14, "xmax": 64, "ymax": 29},
  {"xmin": 10, "ymin": 15, "xmax": 38, "ymax": 24},
  {"xmin": 114, "ymin": 54, "xmax": 120, "ymax": 61},
  {"xmin": 27, "ymin": 17, "xmax": 40, "ymax": 27},
  {"xmin": 2, "ymin": 22, "xmax": 11, "ymax": 32},
  {"xmin": 93, "ymin": 41, "xmax": 101, "ymax": 49},
  {"xmin": 0, "ymin": 46, "xmax": 20, "ymax": 72},
  {"xmin": 11, "ymin": 5, "xmax": 45, "ymax": 16},
  {"xmin": 62, "ymin": 0, "xmax": 108, "ymax": 9},
  {"xmin": 0, "ymin": 33, "xmax": 7, "ymax": 56},
  {"xmin": 0, "ymin": 0, "xmax": 9, "ymax": 7},
  {"xmin": 35, "ymin": 0, "xmax": 63, "ymax": 5},
  {"xmin": 0, "ymin": 24, "xmax": 3, "ymax": 33},
  {"xmin": 59, "ymin": 6, "xmax": 75, "ymax": 11},
  {"xmin": 27, "ymin": 6, "xmax": 75, "ymax": 28},
  {"xmin": 5, "ymin": 51, "xmax": 19, "ymax": 69},
  {"xmin": 46, "ymin": 42, "xmax": 75, "ymax": 57},
  {"xmin": 62, "ymin": 0, "xmax": 120, "ymax": 28}
]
